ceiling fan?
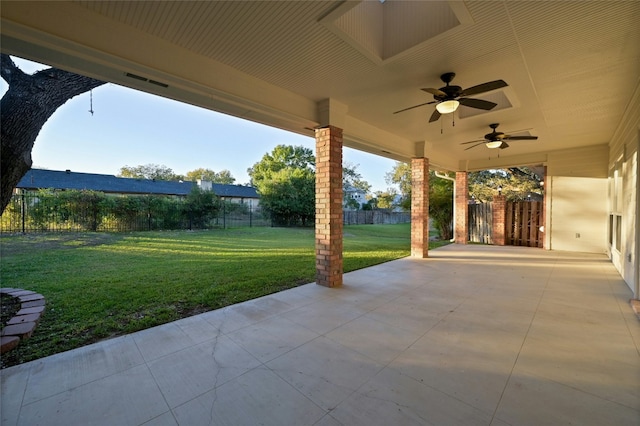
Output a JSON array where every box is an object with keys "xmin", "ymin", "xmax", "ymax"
[
  {"xmin": 393, "ymin": 72, "xmax": 508, "ymax": 123},
  {"xmin": 461, "ymin": 123, "xmax": 538, "ymax": 150}
]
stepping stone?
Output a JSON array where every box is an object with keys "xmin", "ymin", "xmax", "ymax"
[
  {"xmin": 21, "ymin": 299, "xmax": 45, "ymax": 308},
  {"xmin": 7, "ymin": 313, "xmax": 41, "ymax": 325},
  {"xmin": 17, "ymin": 294, "xmax": 44, "ymax": 303},
  {"xmin": 1, "ymin": 336, "xmax": 20, "ymax": 354},
  {"xmin": 7, "ymin": 290, "xmax": 36, "ymax": 297},
  {"xmin": 1, "ymin": 322, "xmax": 37, "ymax": 339},
  {"xmin": 17, "ymin": 306, "xmax": 45, "ymax": 315}
]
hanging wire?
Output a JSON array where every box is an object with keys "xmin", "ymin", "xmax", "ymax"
[{"xmin": 88, "ymin": 90, "xmax": 94, "ymax": 115}]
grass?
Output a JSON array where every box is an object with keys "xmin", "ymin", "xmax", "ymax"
[{"xmin": 0, "ymin": 224, "xmax": 448, "ymax": 367}]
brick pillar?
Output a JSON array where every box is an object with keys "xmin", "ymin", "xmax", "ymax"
[
  {"xmin": 492, "ymin": 194, "xmax": 507, "ymax": 246},
  {"xmin": 411, "ymin": 158, "xmax": 429, "ymax": 258},
  {"xmin": 315, "ymin": 126, "xmax": 343, "ymax": 287},
  {"xmin": 455, "ymin": 172, "xmax": 468, "ymax": 244}
]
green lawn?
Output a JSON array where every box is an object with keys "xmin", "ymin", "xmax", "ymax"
[{"xmin": 0, "ymin": 224, "xmax": 448, "ymax": 367}]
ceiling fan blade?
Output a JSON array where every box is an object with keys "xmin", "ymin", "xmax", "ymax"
[
  {"xmin": 464, "ymin": 142, "xmax": 485, "ymax": 151},
  {"xmin": 459, "ymin": 97, "xmax": 497, "ymax": 110},
  {"xmin": 421, "ymin": 87, "xmax": 446, "ymax": 97},
  {"xmin": 460, "ymin": 80, "xmax": 508, "ymax": 97},
  {"xmin": 428, "ymin": 108, "xmax": 441, "ymax": 123},
  {"xmin": 393, "ymin": 101, "xmax": 435, "ymax": 114},
  {"xmin": 502, "ymin": 135, "xmax": 539, "ymax": 141},
  {"xmin": 460, "ymin": 139, "xmax": 487, "ymax": 145},
  {"xmin": 499, "ymin": 142, "xmax": 510, "ymax": 149}
]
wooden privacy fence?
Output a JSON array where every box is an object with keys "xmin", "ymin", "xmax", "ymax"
[
  {"xmin": 468, "ymin": 201, "xmax": 543, "ymax": 248},
  {"xmin": 506, "ymin": 201, "xmax": 543, "ymax": 247},
  {"xmin": 343, "ymin": 210, "xmax": 410, "ymax": 225}
]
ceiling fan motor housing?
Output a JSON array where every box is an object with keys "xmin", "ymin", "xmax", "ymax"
[
  {"xmin": 486, "ymin": 123, "xmax": 504, "ymax": 141},
  {"xmin": 437, "ymin": 85, "xmax": 462, "ymax": 101},
  {"xmin": 461, "ymin": 122, "xmax": 538, "ymax": 151},
  {"xmin": 485, "ymin": 131, "xmax": 505, "ymax": 141}
]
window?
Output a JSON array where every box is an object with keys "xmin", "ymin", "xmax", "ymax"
[
  {"xmin": 615, "ymin": 216, "xmax": 622, "ymax": 252},
  {"xmin": 609, "ymin": 215, "xmax": 613, "ymax": 246},
  {"xmin": 609, "ymin": 156, "xmax": 623, "ymax": 253}
]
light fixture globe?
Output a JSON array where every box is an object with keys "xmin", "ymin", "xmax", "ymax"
[
  {"xmin": 485, "ymin": 141, "xmax": 503, "ymax": 149},
  {"xmin": 435, "ymin": 100, "xmax": 459, "ymax": 114}
]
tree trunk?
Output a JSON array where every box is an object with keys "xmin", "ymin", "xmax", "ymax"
[{"xmin": 1, "ymin": 54, "xmax": 106, "ymax": 213}]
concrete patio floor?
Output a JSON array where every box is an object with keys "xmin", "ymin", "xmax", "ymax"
[{"xmin": 1, "ymin": 244, "xmax": 639, "ymax": 426}]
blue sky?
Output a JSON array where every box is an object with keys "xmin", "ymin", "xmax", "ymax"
[{"xmin": 1, "ymin": 57, "xmax": 398, "ymax": 192}]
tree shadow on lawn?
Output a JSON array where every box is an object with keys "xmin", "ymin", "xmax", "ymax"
[{"xmin": 0, "ymin": 232, "xmax": 125, "ymax": 256}]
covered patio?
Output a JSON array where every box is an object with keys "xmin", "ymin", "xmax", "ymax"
[
  {"xmin": 1, "ymin": 2, "xmax": 639, "ymax": 424},
  {"xmin": 2, "ymin": 0, "xmax": 639, "ymax": 295},
  {"xmin": 2, "ymin": 244, "xmax": 638, "ymax": 426}
]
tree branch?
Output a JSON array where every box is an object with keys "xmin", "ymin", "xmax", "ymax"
[
  {"xmin": 1, "ymin": 56, "xmax": 107, "ymax": 213},
  {"xmin": 0, "ymin": 54, "xmax": 26, "ymax": 85}
]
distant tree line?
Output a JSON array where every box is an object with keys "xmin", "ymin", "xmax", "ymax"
[{"xmin": 118, "ymin": 164, "xmax": 237, "ymax": 185}]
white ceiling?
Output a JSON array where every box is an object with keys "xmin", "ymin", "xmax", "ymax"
[{"xmin": 2, "ymin": 1, "xmax": 639, "ymax": 172}]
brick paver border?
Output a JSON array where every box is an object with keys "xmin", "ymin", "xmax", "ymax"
[{"xmin": 0, "ymin": 288, "xmax": 46, "ymax": 353}]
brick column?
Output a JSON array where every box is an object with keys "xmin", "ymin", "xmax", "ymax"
[
  {"xmin": 315, "ymin": 126, "xmax": 343, "ymax": 287},
  {"xmin": 455, "ymin": 171, "xmax": 468, "ymax": 244},
  {"xmin": 411, "ymin": 158, "xmax": 429, "ymax": 258},
  {"xmin": 492, "ymin": 194, "xmax": 507, "ymax": 246}
]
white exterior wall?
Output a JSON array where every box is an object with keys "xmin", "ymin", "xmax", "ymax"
[
  {"xmin": 547, "ymin": 176, "xmax": 607, "ymax": 253},
  {"xmin": 622, "ymin": 148, "xmax": 637, "ymax": 294},
  {"xmin": 546, "ymin": 145, "xmax": 609, "ymax": 254},
  {"xmin": 227, "ymin": 197, "xmax": 261, "ymax": 208},
  {"xmin": 608, "ymin": 85, "xmax": 640, "ymax": 297}
]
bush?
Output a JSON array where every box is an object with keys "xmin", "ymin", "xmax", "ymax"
[
  {"xmin": 183, "ymin": 187, "xmax": 221, "ymax": 229},
  {"xmin": 25, "ymin": 189, "xmax": 111, "ymax": 231},
  {"xmin": 1, "ymin": 190, "xmax": 246, "ymax": 232}
]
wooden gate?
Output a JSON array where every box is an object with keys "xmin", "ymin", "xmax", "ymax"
[
  {"xmin": 468, "ymin": 203, "xmax": 493, "ymax": 244},
  {"xmin": 506, "ymin": 201, "xmax": 543, "ymax": 247}
]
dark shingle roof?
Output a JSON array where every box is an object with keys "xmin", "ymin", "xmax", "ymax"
[
  {"xmin": 211, "ymin": 184, "xmax": 259, "ymax": 198},
  {"xmin": 17, "ymin": 169, "xmax": 258, "ymax": 198}
]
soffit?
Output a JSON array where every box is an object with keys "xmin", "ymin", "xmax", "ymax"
[{"xmin": 2, "ymin": 1, "xmax": 639, "ymax": 171}]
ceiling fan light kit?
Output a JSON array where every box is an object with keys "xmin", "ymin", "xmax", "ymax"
[
  {"xmin": 485, "ymin": 141, "xmax": 503, "ymax": 149},
  {"xmin": 435, "ymin": 99, "xmax": 459, "ymax": 114},
  {"xmin": 393, "ymin": 72, "xmax": 507, "ymax": 123},
  {"xmin": 462, "ymin": 123, "xmax": 539, "ymax": 151}
]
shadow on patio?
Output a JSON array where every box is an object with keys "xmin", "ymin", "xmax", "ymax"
[{"xmin": 2, "ymin": 244, "xmax": 638, "ymax": 425}]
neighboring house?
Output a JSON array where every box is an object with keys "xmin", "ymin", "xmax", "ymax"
[
  {"xmin": 343, "ymin": 185, "xmax": 367, "ymax": 210},
  {"xmin": 196, "ymin": 179, "xmax": 260, "ymax": 207},
  {"xmin": 15, "ymin": 169, "xmax": 260, "ymax": 206},
  {"xmin": 391, "ymin": 194, "xmax": 405, "ymax": 213}
]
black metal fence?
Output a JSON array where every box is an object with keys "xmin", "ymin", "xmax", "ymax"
[
  {"xmin": 1, "ymin": 191, "xmax": 270, "ymax": 233},
  {"xmin": 1, "ymin": 191, "xmax": 412, "ymax": 234}
]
